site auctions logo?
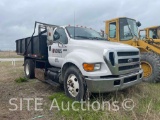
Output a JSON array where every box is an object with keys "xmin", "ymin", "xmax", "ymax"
[{"xmin": 9, "ymin": 98, "xmax": 135, "ymax": 112}]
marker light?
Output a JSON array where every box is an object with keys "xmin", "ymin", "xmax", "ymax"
[{"xmin": 94, "ymin": 64, "xmax": 101, "ymax": 70}]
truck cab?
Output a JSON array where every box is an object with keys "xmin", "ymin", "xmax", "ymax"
[{"xmin": 16, "ymin": 22, "xmax": 143, "ymax": 101}]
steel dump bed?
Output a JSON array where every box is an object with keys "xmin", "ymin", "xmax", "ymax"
[{"xmin": 16, "ymin": 34, "xmax": 48, "ymax": 60}]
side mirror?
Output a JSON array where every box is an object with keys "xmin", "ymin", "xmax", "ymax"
[
  {"xmin": 136, "ymin": 21, "xmax": 141, "ymax": 27},
  {"xmin": 47, "ymin": 26, "xmax": 54, "ymax": 45},
  {"xmin": 100, "ymin": 30, "xmax": 108, "ymax": 40},
  {"xmin": 104, "ymin": 34, "xmax": 108, "ymax": 40},
  {"xmin": 100, "ymin": 29, "xmax": 104, "ymax": 37}
]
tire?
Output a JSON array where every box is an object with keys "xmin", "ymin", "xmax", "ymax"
[
  {"xmin": 24, "ymin": 59, "xmax": 35, "ymax": 79},
  {"xmin": 141, "ymin": 52, "xmax": 160, "ymax": 82},
  {"xmin": 64, "ymin": 66, "xmax": 87, "ymax": 101}
]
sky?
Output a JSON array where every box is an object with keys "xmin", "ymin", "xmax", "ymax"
[{"xmin": 0, "ymin": 0, "xmax": 160, "ymax": 50}]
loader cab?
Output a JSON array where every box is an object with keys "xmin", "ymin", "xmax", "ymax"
[
  {"xmin": 105, "ymin": 17, "xmax": 140, "ymax": 45},
  {"xmin": 139, "ymin": 26, "xmax": 160, "ymax": 40}
]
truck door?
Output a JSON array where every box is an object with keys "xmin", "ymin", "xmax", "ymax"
[{"xmin": 48, "ymin": 28, "xmax": 68, "ymax": 68}]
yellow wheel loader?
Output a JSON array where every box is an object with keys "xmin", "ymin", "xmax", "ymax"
[
  {"xmin": 139, "ymin": 26, "xmax": 160, "ymax": 46},
  {"xmin": 105, "ymin": 17, "xmax": 160, "ymax": 83}
]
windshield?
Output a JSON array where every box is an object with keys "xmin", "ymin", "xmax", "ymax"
[
  {"xmin": 66, "ymin": 26, "xmax": 106, "ymax": 40},
  {"xmin": 149, "ymin": 27, "xmax": 160, "ymax": 39},
  {"xmin": 119, "ymin": 18, "xmax": 138, "ymax": 40},
  {"xmin": 139, "ymin": 30, "xmax": 146, "ymax": 40}
]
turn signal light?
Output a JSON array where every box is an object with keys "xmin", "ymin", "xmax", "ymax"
[
  {"xmin": 83, "ymin": 63, "xmax": 101, "ymax": 72},
  {"xmin": 83, "ymin": 63, "xmax": 94, "ymax": 72}
]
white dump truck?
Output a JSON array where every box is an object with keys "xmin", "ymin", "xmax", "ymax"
[{"xmin": 16, "ymin": 22, "xmax": 143, "ymax": 101}]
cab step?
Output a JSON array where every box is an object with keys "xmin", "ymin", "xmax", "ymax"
[
  {"xmin": 48, "ymin": 67, "xmax": 61, "ymax": 73},
  {"xmin": 45, "ymin": 79, "xmax": 60, "ymax": 87}
]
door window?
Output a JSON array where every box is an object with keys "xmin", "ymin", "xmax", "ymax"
[
  {"xmin": 53, "ymin": 28, "xmax": 68, "ymax": 44},
  {"xmin": 109, "ymin": 22, "xmax": 116, "ymax": 38}
]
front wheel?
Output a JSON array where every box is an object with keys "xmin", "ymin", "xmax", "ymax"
[
  {"xmin": 141, "ymin": 52, "xmax": 160, "ymax": 82},
  {"xmin": 64, "ymin": 66, "xmax": 86, "ymax": 101}
]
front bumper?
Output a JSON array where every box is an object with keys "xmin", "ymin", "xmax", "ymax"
[{"xmin": 85, "ymin": 69, "xmax": 143, "ymax": 93}]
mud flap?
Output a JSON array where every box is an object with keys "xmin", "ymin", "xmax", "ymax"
[{"xmin": 35, "ymin": 68, "xmax": 45, "ymax": 81}]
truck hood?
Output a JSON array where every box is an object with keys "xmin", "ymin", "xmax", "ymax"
[{"xmin": 71, "ymin": 40, "xmax": 138, "ymax": 51}]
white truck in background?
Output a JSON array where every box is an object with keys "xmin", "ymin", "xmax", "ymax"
[{"xmin": 16, "ymin": 22, "xmax": 143, "ymax": 101}]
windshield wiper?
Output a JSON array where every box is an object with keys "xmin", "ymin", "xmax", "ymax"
[
  {"xmin": 126, "ymin": 20, "xmax": 138, "ymax": 39},
  {"xmin": 74, "ymin": 36, "xmax": 91, "ymax": 39},
  {"xmin": 91, "ymin": 37, "xmax": 106, "ymax": 40},
  {"xmin": 74, "ymin": 36, "xmax": 106, "ymax": 40},
  {"xmin": 126, "ymin": 23, "xmax": 134, "ymax": 38}
]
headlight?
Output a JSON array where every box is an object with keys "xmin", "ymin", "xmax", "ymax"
[{"xmin": 83, "ymin": 63, "xmax": 101, "ymax": 72}]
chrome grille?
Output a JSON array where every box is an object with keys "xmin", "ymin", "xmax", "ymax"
[
  {"xmin": 117, "ymin": 51, "xmax": 140, "ymax": 75},
  {"xmin": 103, "ymin": 50, "xmax": 140, "ymax": 75},
  {"xmin": 117, "ymin": 52, "xmax": 139, "ymax": 56},
  {"xmin": 118, "ymin": 58, "xmax": 139, "ymax": 64},
  {"xmin": 119, "ymin": 64, "xmax": 139, "ymax": 71}
]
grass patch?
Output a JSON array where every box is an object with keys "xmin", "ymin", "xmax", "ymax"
[
  {"xmin": 0, "ymin": 61, "xmax": 24, "ymax": 82},
  {"xmin": 48, "ymin": 83, "xmax": 160, "ymax": 120},
  {"xmin": 49, "ymin": 92, "xmax": 104, "ymax": 120},
  {"xmin": 15, "ymin": 77, "xmax": 28, "ymax": 83}
]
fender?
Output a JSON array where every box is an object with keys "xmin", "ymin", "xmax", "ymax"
[{"xmin": 62, "ymin": 49, "xmax": 109, "ymax": 76}]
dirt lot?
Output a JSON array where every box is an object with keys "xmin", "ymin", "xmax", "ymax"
[
  {"xmin": 0, "ymin": 53, "xmax": 160, "ymax": 120},
  {"xmin": 0, "ymin": 61, "xmax": 63, "ymax": 120}
]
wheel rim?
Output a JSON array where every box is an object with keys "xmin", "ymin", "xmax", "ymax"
[
  {"xmin": 141, "ymin": 61, "xmax": 152, "ymax": 78},
  {"xmin": 25, "ymin": 63, "xmax": 29, "ymax": 76},
  {"xmin": 67, "ymin": 74, "xmax": 79, "ymax": 97}
]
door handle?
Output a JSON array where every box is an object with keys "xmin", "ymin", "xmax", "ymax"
[{"xmin": 49, "ymin": 46, "xmax": 51, "ymax": 51}]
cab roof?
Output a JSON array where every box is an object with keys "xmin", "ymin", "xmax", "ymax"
[
  {"xmin": 140, "ymin": 26, "xmax": 160, "ymax": 30},
  {"xmin": 105, "ymin": 17, "xmax": 136, "ymax": 22}
]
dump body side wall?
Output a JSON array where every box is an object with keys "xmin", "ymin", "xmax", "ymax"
[{"xmin": 16, "ymin": 35, "xmax": 48, "ymax": 60}]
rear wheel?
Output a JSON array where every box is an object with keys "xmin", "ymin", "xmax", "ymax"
[
  {"xmin": 64, "ymin": 66, "xmax": 87, "ymax": 101},
  {"xmin": 24, "ymin": 59, "xmax": 35, "ymax": 79},
  {"xmin": 141, "ymin": 52, "xmax": 160, "ymax": 82}
]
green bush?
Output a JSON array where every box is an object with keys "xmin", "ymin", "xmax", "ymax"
[{"xmin": 15, "ymin": 77, "xmax": 28, "ymax": 83}]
